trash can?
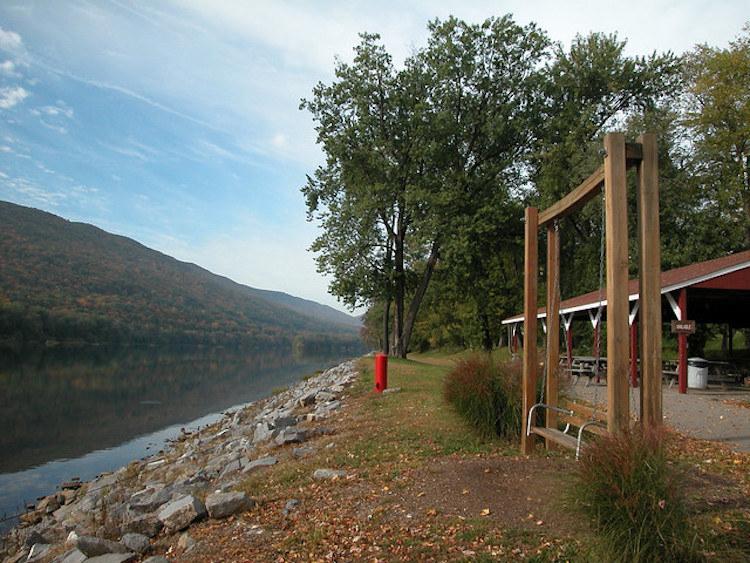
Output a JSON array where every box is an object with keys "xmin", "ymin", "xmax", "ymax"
[{"xmin": 687, "ymin": 357, "xmax": 708, "ymax": 389}]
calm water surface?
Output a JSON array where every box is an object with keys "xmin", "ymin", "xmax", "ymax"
[{"xmin": 0, "ymin": 345, "xmax": 354, "ymax": 529}]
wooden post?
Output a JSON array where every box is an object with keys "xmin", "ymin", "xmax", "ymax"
[
  {"xmin": 521, "ymin": 207, "xmax": 539, "ymax": 455},
  {"xmin": 604, "ymin": 133, "xmax": 630, "ymax": 432},
  {"xmin": 636, "ymin": 133, "xmax": 663, "ymax": 426},
  {"xmin": 678, "ymin": 289, "xmax": 688, "ymax": 394},
  {"xmin": 545, "ymin": 224, "xmax": 560, "ymax": 443}
]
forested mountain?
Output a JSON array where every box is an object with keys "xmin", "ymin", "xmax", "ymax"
[{"xmin": 0, "ymin": 201, "xmax": 362, "ymax": 349}]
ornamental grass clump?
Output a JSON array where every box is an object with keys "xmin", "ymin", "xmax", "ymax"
[
  {"xmin": 569, "ymin": 425, "xmax": 703, "ymax": 562},
  {"xmin": 443, "ymin": 354, "xmax": 522, "ymax": 440}
]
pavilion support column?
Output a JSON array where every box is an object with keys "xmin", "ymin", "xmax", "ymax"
[
  {"xmin": 521, "ymin": 207, "xmax": 539, "ymax": 455},
  {"xmin": 636, "ymin": 133, "xmax": 663, "ymax": 425},
  {"xmin": 545, "ymin": 224, "xmax": 561, "ymax": 445},
  {"xmin": 678, "ymin": 288, "xmax": 688, "ymax": 394},
  {"xmin": 564, "ymin": 315, "xmax": 573, "ymax": 370},
  {"xmin": 604, "ymin": 133, "xmax": 630, "ymax": 432}
]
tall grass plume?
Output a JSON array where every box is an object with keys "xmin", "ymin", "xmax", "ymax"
[
  {"xmin": 569, "ymin": 425, "xmax": 703, "ymax": 562},
  {"xmin": 443, "ymin": 354, "xmax": 522, "ymax": 440}
]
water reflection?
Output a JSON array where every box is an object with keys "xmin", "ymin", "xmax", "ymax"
[{"xmin": 0, "ymin": 345, "xmax": 353, "ymax": 522}]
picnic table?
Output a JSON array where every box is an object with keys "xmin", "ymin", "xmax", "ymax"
[
  {"xmin": 662, "ymin": 358, "xmax": 746, "ymax": 388},
  {"xmin": 563, "ymin": 356, "xmax": 607, "ymax": 385}
]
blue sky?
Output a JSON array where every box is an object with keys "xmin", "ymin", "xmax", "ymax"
[{"xmin": 0, "ymin": 1, "xmax": 746, "ymax": 313}]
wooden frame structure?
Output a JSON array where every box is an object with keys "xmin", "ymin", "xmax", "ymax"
[{"xmin": 521, "ymin": 133, "xmax": 662, "ymax": 455}]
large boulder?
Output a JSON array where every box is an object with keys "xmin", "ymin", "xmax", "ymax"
[
  {"xmin": 205, "ymin": 492, "xmax": 256, "ymax": 519},
  {"xmin": 76, "ymin": 535, "xmax": 130, "ymax": 558},
  {"xmin": 157, "ymin": 495, "xmax": 207, "ymax": 532}
]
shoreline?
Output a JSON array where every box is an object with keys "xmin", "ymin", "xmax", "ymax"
[{"xmin": 1, "ymin": 358, "xmax": 361, "ymax": 563}]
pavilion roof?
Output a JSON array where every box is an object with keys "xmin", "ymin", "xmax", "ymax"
[{"xmin": 501, "ymin": 249, "xmax": 750, "ymax": 325}]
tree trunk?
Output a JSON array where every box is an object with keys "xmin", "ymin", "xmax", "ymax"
[
  {"xmin": 400, "ymin": 242, "xmax": 440, "ymax": 358},
  {"xmin": 481, "ymin": 311, "xmax": 493, "ymax": 352},
  {"xmin": 391, "ymin": 231, "xmax": 406, "ymax": 358},
  {"xmin": 381, "ymin": 299, "xmax": 390, "ymax": 355}
]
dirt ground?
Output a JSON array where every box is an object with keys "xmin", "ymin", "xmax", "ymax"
[{"xmin": 401, "ymin": 455, "xmax": 582, "ymax": 536}]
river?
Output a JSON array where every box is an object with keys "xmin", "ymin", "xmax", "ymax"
[{"xmin": 0, "ymin": 344, "xmax": 357, "ymax": 531}]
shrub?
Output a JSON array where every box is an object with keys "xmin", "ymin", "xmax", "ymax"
[
  {"xmin": 569, "ymin": 425, "xmax": 703, "ymax": 562},
  {"xmin": 443, "ymin": 353, "xmax": 522, "ymax": 440}
]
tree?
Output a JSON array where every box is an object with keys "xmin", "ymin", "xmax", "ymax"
[
  {"xmin": 530, "ymin": 33, "xmax": 681, "ymax": 297},
  {"xmin": 683, "ymin": 25, "xmax": 750, "ymax": 247},
  {"xmin": 302, "ymin": 17, "xmax": 549, "ymax": 357},
  {"xmin": 301, "ymin": 33, "xmax": 426, "ymax": 356}
]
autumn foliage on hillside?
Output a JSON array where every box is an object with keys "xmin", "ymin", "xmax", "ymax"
[{"xmin": 0, "ymin": 201, "xmax": 360, "ymax": 349}]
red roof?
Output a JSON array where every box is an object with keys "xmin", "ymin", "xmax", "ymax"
[{"xmin": 502, "ymin": 249, "xmax": 750, "ymax": 324}]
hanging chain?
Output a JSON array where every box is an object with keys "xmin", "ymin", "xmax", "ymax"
[
  {"xmin": 592, "ymin": 192, "xmax": 606, "ymax": 412},
  {"xmin": 540, "ymin": 220, "xmax": 561, "ymax": 406}
]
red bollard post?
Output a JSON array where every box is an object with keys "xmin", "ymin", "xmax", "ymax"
[{"xmin": 375, "ymin": 353, "xmax": 388, "ymax": 392}]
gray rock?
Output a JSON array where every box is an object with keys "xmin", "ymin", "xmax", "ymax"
[
  {"xmin": 23, "ymin": 530, "xmax": 47, "ymax": 548},
  {"xmin": 315, "ymin": 400, "xmax": 343, "ymax": 414},
  {"xmin": 272, "ymin": 415, "xmax": 297, "ymax": 429},
  {"xmin": 177, "ymin": 533, "xmax": 195, "ymax": 551},
  {"xmin": 274, "ymin": 428, "xmax": 307, "ymax": 446},
  {"xmin": 76, "ymin": 535, "xmax": 130, "ymax": 557},
  {"xmin": 120, "ymin": 532, "xmax": 150, "ymax": 554},
  {"xmin": 205, "ymin": 492, "xmax": 256, "ymax": 519},
  {"xmin": 315, "ymin": 390, "xmax": 338, "ymax": 402},
  {"xmin": 282, "ymin": 499, "xmax": 300, "ymax": 515},
  {"xmin": 50, "ymin": 548, "xmax": 88, "ymax": 563},
  {"xmin": 297, "ymin": 391, "xmax": 317, "ymax": 407},
  {"xmin": 252, "ymin": 421, "xmax": 276, "ymax": 443},
  {"xmin": 217, "ymin": 457, "xmax": 244, "ymax": 479},
  {"xmin": 313, "ymin": 469, "xmax": 347, "ymax": 480},
  {"xmin": 157, "ymin": 495, "xmax": 207, "ymax": 532},
  {"xmin": 142, "ymin": 557, "xmax": 170, "ymax": 563},
  {"xmin": 122, "ymin": 513, "xmax": 163, "ymax": 538},
  {"xmin": 130, "ymin": 486, "xmax": 172, "ymax": 513},
  {"xmin": 242, "ymin": 455, "xmax": 277, "ymax": 474},
  {"xmin": 26, "ymin": 543, "xmax": 51, "ymax": 563},
  {"xmin": 89, "ymin": 472, "xmax": 118, "ymax": 492},
  {"xmin": 85, "ymin": 555, "xmax": 137, "ymax": 563}
]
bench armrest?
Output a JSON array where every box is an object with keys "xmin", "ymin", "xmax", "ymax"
[{"xmin": 527, "ymin": 403, "xmax": 574, "ymax": 437}]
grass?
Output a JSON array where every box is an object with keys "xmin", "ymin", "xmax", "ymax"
[{"xmin": 224, "ymin": 352, "xmax": 750, "ymax": 562}]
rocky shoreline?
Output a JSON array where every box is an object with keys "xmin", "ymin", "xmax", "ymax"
[{"xmin": 1, "ymin": 359, "xmax": 365, "ymax": 563}]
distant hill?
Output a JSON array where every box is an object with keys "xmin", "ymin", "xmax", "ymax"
[{"xmin": 0, "ymin": 201, "xmax": 362, "ymax": 349}]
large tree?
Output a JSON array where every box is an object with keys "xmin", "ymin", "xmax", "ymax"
[
  {"xmin": 682, "ymin": 25, "xmax": 750, "ymax": 247},
  {"xmin": 530, "ymin": 33, "xmax": 681, "ymax": 297},
  {"xmin": 302, "ymin": 16, "xmax": 549, "ymax": 357},
  {"xmin": 301, "ymin": 33, "xmax": 428, "ymax": 356}
]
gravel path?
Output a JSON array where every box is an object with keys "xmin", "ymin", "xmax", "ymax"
[{"xmin": 570, "ymin": 382, "xmax": 750, "ymax": 453}]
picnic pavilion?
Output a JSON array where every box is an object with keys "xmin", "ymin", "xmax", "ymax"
[{"xmin": 502, "ymin": 248, "xmax": 750, "ymax": 395}]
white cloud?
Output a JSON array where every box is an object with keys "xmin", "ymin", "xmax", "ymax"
[
  {"xmin": 0, "ymin": 85, "xmax": 29, "ymax": 108},
  {"xmin": 38, "ymin": 102, "xmax": 74, "ymax": 118},
  {"xmin": 0, "ymin": 60, "xmax": 18, "ymax": 76},
  {"xmin": 0, "ymin": 27, "xmax": 22, "ymax": 51}
]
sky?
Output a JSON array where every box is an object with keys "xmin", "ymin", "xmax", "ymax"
[{"xmin": 0, "ymin": 1, "xmax": 747, "ymax": 314}]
